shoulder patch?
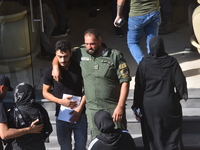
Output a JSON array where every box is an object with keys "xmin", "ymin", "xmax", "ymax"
[
  {"xmin": 81, "ymin": 57, "xmax": 90, "ymax": 61},
  {"xmin": 120, "ymin": 68, "xmax": 130, "ymax": 78},
  {"xmin": 71, "ymin": 47, "xmax": 79, "ymax": 52},
  {"xmin": 119, "ymin": 63, "xmax": 127, "ymax": 69}
]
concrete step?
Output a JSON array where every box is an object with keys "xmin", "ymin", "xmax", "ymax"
[
  {"xmin": 181, "ymin": 98, "xmax": 200, "ymax": 108},
  {"xmin": 45, "ymin": 135, "xmax": 92, "ymax": 150},
  {"xmin": 45, "ymin": 133, "xmax": 200, "ymax": 150},
  {"xmin": 46, "ymin": 108, "xmax": 200, "ymax": 136},
  {"xmin": 45, "ymin": 136, "xmax": 59, "ymax": 150},
  {"xmin": 4, "ymin": 92, "xmax": 200, "ymax": 149},
  {"xmin": 126, "ymin": 107, "xmax": 200, "ymax": 133},
  {"xmin": 127, "ymin": 89, "xmax": 200, "ymax": 102},
  {"xmin": 125, "ymin": 98, "xmax": 200, "ymax": 109},
  {"xmin": 5, "ymin": 96, "xmax": 200, "ymax": 135},
  {"xmin": 132, "ymin": 133, "xmax": 200, "ymax": 150}
]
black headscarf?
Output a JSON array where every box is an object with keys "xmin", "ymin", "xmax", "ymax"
[
  {"xmin": 149, "ymin": 36, "xmax": 167, "ymax": 57},
  {"xmin": 95, "ymin": 110, "xmax": 115, "ymax": 133},
  {"xmin": 95, "ymin": 110, "xmax": 122, "ymax": 147},
  {"xmin": 144, "ymin": 36, "xmax": 178, "ymax": 74},
  {"xmin": 138, "ymin": 36, "xmax": 188, "ymax": 101},
  {"xmin": 14, "ymin": 82, "xmax": 35, "ymax": 106},
  {"xmin": 12, "ymin": 83, "xmax": 38, "ymax": 128}
]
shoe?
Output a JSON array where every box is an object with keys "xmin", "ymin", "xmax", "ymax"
[
  {"xmin": 159, "ymin": 23, "xmax": 176, "ymax": 35},
  {"xmin": 159, "ymin": 18, "xmax": 176, "ymax": 35},
  {"xmin": 115, "ymin": 28, "xmax": 123, "ymax": 38},
  {"xmin": 51, "ymin": 28, "xmax": 70, "ymax": 38}
]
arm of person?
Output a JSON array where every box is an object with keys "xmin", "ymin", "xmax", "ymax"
[
  {"xmin": 52, "ymin": 56, "xmax": 61, "ymax": 82},
  {"xmin": 112, "ymin": 82, "xmax": 129, "ymax": 122},
  {"xmin": 42, "ymin": 84, "xmax": 77, "ymax": 108},
  {"xmin": 114, "ymin": 0, "xmax": 126, "ymax": 27},
  {"xmin": 0, "ymin": 119, "xmax": 43, "ymax": 140},
  {"xmin": 69, "ymin": 95, "xmax": 86, "ymax": 123}
]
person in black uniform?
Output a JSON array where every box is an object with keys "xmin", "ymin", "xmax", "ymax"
[
  {"xmin": 132, "ymin": 36, "xmax": 188, "ymax": 150},
  {"xmin": 88, "ymin": 110, "xmax": 136, "ymax": 150}
]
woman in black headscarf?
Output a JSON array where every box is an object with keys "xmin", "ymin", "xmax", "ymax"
[
  {"xmin": 6, "ymin": 82, "xmax": 52, "ymax": 150},
  {"xmin": 88, "ymin": 110, "xmax": 136, "ymax": 150},
  {"xmin": 132, "ymin": 36, "xmax": 188, "ymax": 150}
]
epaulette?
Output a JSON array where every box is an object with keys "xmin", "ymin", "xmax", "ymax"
[
  {"xmin": 71, "ymin": 47, "xmax": 79, "ymax": 52},
  {"xmin": 71, "ymin": 45, "xmax": 85, "ymax": 52}
]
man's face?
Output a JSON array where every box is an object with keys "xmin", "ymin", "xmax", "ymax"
[
  {"xmin": 56, "ymin": 50, "xmax": 72, "ymax": 67},
  {"xmin": 84, "ymin": 34, "xmax": 102, "ymax": 56}
]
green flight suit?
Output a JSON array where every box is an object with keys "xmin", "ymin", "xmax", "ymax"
[{"xmin": 73, "ymin": 45, "xmax": 132, "ymax": 139}]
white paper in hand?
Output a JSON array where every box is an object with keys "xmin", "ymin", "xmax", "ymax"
[{"xmin": 57, "ymin": 94, "xmax": 81, "ymax": 122}]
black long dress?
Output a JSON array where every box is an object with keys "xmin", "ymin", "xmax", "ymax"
[{"xmin": 133, "ymin": 36, "xmax": 188, "ymax": 150}]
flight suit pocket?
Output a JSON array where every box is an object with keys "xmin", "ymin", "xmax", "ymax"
[
  {"xmin": 101, "ymin": 63, "xmax": 110, "ymax": 77},
  {"xmin": 80, "ymin": 60, "xmax": 92, "ymax": 78},
  {"xmin": 100, "ymin": 60, "xmax": 116, "ymax": 79}
]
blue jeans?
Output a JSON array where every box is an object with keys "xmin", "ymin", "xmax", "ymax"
[
  {"xmin": 56, "ymin": 113, "xmax": 87, "ymax": 150},
  {"xmin": 127, "ymin": 10, "xmax": 161, "ymax": 64}
]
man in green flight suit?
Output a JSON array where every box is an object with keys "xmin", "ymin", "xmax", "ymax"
[{"xmin": 52, "ymin": 28, "xmax": 131, "ymax": 139}]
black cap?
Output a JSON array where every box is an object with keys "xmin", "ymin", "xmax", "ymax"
[{"xmin": 0, "ymin": 75, "xmax": 13, "ymax": 91}]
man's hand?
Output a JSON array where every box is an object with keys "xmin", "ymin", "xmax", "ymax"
[
  {"xmin": 135, "ymin": 115, "xmax": 141, "ymax": 122},
  {"xmin": 29, "ymin": 119, "xmax": 43, "ymax": 134},
  {"xmin": 69, "ymin": 109, "xmax": 81, "ymax": 123},
  {"xmin": 61, "ymin": 95, "xmax": 78, "ymax": 109},
  {"xmin": 112, "ymin": 105, "xmax": 124, "ymax": 122},
  {"xmin": 133, "ymin": 108, "xmax": 142, "ymax": 122},
  {"xmin": 114, "ymin": 16, "xmax": 124, "ymax": 27},
  {"xmin": 52, "ymin": 65, "xmax": 62, "ymax": 82}
]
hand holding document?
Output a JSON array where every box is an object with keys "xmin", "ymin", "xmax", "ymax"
[{"xmin": 58, "ymin": 94, "xmax": 81, "ymax": 122}]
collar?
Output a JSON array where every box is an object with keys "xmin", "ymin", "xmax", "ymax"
[{"xmin": 96, "ymin": 48, "xmax": 107, "ymax": 57}]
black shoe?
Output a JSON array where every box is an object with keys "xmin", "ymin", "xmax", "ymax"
[
  {"xmin": 159, "ymin": 24, "xmax": 176, "ymax": 35},
  {"xmin": 159, "ymin": 19, "xmax": 176, "ymax": 35},
  {"xmin": 51, "ymin": 28, "xmax": 70, "ymax": 38}
]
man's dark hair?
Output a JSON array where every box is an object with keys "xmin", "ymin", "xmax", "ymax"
[
  {"xmin": 55, "ymin": 40, "xmax": 71, "ymax": 53},
  {"xmin": 84, "ymin": 28, "xmax": 101, "ymax": 40}
]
